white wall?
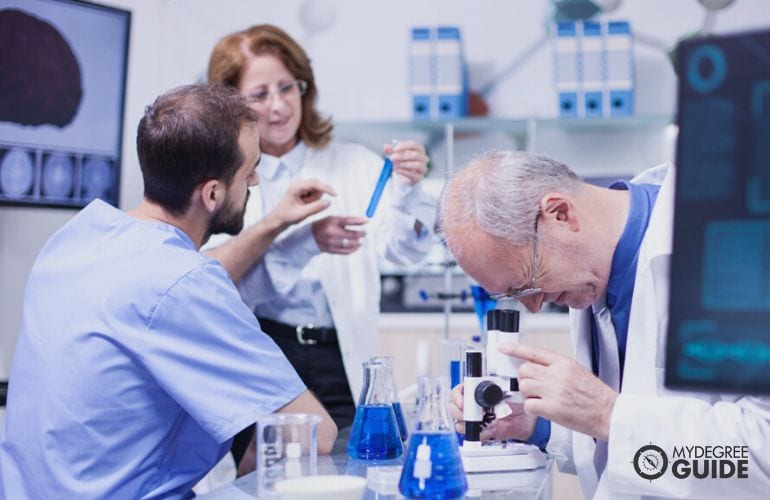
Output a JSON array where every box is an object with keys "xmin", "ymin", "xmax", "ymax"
[{"xmin": 2, "ymin": 0, "xmax": 770, "ymax": 378}]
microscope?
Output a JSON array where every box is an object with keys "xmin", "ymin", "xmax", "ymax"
[{"xmin": 459, "ymin": 309, "xmax": 545, "ymax": 474}]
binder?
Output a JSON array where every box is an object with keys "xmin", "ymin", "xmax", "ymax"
[
  {"xmin": 435, "ymin": 26, "xmax": 468, "ymax": 119},
  {"xmin": 409, "ymin": 27, "xmax": 434, "ymax": 120},
  {"xmin": 554, "ymin": 22, "xmax": 580, "ymax": 118},
  {"xmin": 606, "ymin": 21, "xmax": 634, "ymax": 116},
  {"xmin": 581, "ymin": 21, "xmax": 604, "ymax": 117},
  {"xmin": 409, "ymin": 26, "xmax": 468, "ymax": 120}
]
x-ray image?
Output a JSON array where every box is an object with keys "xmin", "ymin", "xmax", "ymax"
[{"xmin": 0, "ymin": 0, "xmax": 130, "ymax": 208}]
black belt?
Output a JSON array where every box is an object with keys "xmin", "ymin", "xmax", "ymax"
[{"xmin": 257, "ymin": 317, "xmax": 338, "ymax": 345}]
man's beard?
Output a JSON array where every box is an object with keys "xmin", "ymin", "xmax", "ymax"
[{"xmin": 208, "ymin": 190, "xmax": 249, "ymax": 236}]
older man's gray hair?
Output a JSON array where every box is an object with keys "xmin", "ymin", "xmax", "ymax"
[{"xmin": 439, "ymin": 151, "xmax": 584, "ymax": 250}]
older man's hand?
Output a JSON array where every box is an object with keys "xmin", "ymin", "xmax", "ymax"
[
  {"xmin": 500, "ymin": 343, "xmax": 618, "ymax": 441},
  {"xmin": 449, "ymin": 383, "xmax": 538, "ymax": 442}
]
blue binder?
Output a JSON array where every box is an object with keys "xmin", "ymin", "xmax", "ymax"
[
  {"xmin": 436, "ymin": 26, "xmax": 468, "ymax": 119},
  {"xmin": 409, "ymin": 26, "xmax": 468, "ymax": 120},
  {"xmin": 409, "ymin": 27, "xmax": 433, "ymax": 120},
  {"xmin": 581, "ymin": 21, "xmax": 604, "ymax": 117},
  {"xmin": 606, "ymin": 21, "xmax": 634, "ymax": 116},
  {"xmin": 554, "ymin": 22, "xmax": 580, "ymax": 118}
]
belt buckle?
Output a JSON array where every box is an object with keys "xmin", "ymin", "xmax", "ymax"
[{"xmin": 295, "ymin": 324, "xmax": 318, "ymax": 345}]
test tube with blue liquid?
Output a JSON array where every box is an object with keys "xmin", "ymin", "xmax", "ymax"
[
  {"xmin": 440, "ymin": 338, "xmax": 465, "ymax": 391},
  {"xmin": 364, "ymin": 141, "xmax": 398, "ymax": 218},
  {"xmin": 440, "ymin": 338, "xmax": 466, "ymax": 445},
  {"xmin": 347, "ymin": 359, "xmax": 403, "ymax": 460},
  {"xmin": 398, "ymin": 377, "xmax": 467, "ymax": 499}
]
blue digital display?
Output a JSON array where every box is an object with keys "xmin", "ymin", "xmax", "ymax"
[{"xmin": 666, "ymin": 30, "xmax": 770, "ymax": 394}]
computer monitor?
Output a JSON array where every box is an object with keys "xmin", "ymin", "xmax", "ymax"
[
  {"xmin": 665, "ymin": 29, "xmax": 770, "ymax": 394},
  {"xmin": 0, "ymin": 0, "xmax": 130, "ymax": 208}
]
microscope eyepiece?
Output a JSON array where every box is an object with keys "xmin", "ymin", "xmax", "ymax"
[{"xmin": 487, "ymin": 309, "xmax": 520, "ymax": 332}]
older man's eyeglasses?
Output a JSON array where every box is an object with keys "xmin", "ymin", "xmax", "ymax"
[
  {"xmin": 490, "ymin": 214, "xmax": 542, "ymax": 300},
  {"xmin": 247, "ymin": 80, "xmax": 307, "ymax": 105}
]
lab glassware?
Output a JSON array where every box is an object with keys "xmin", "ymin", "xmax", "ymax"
[
  {"xmin": 372, "ymin": 355, "xmax": 409, "ymax": 442},
  {"xmin": 347, "ymin": 359, "xmax": 404, "ymax": 460},
  {"xmin": 256, "ymin": 413, "xmax": 321, "ymax": 497},
  {"xmin": 365, "ymin": 157, "xmax": 393, "ymax": 218},
  {"xmin": 439, "ymin": 338, "xmax": 467, "ymax": 445},
  {"xmin": 398, "ymin": 377, "xmax": 467, "ymax": 499}
]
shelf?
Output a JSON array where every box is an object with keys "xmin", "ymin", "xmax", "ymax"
[
  {"xmin": 333, "ymin": 114, "xmax": 675, "ymax": 285},
  {"xmin": 334, "ymin": 114, "xmax": 672, "ymax": 139},
  {"xmin": 335, "ymin": 117, "xmax": 528, "ymax": 138},
  {"xmin": 530, "ymin": 114, "xmax": 672, "ymax": 129}
]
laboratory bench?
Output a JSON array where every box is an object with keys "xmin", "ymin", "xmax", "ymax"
[{"xmin": 197, "ymin": 427, "xmax": 554, "ymax": 499}]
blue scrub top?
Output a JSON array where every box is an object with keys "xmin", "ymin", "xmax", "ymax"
[{"xmin": 0, "ymin": 200, "xmax": 306, "ymax": 499}]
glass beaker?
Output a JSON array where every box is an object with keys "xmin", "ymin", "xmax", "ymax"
[
  {"xmin": 398, "ymin": 377, "xmax": 467, "ymax": 499},
  {"xmin": 347, "ymin": 359, "xmax": 404, "ymax": 460},
  {"xmin": 256, "ymin": 413, "xmax": 320, "ymax": 497},
  {"xmin": 372, "ymin": 356, "xmax": 409, "ymax": 442}
]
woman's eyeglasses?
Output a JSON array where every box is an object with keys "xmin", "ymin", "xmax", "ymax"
[{"xmin": 246, "ymin": 80, "xmax": 307, "ymax": 105}]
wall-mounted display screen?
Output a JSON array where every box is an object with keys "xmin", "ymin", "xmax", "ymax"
[
  {"xmin": 0, "ymin": 0, "xmax": 130, "ymax": 208},
  {"xmin": 666, "ymin": 29, "xmax": 770, "ymax": 394}
]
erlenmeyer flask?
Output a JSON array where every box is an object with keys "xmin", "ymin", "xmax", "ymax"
[
  {"xmin": 398, "ymin": 377, "xmax": 467, "ymax": 499},
  {"xmin": 347, "ymin": 359, "xmax": 404, "ymax": 460},
  {"xmin": 373, "ymin": 356, "xmax": 409, "ymax": 442}
]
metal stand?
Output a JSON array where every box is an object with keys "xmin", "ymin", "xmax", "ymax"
[{"xmin": 442, "ymin": 122, "xmax": 455, "ymax": 339}]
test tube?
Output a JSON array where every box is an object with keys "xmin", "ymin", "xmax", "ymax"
[{"xmin": 364, "ymin": 157, "xmax": 393, "ymax": 218}]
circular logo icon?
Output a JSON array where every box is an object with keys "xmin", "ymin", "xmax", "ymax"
[
  {"xmin": 686, "ymin": 44, "xmax": 727, "ymax": 94},
  {"xmin": 633, "ymin": 444, "xmax": 668, "ymax": 481}
]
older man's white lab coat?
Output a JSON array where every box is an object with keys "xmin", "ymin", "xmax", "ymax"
[{"xmin": 548, "ymin": 164, "xmax": 770, "ymax": 499}]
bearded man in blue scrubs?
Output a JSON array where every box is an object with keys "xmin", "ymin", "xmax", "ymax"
[{"xmin": 0, "ymin": 84, "xmax": 337, "ymax": 499}]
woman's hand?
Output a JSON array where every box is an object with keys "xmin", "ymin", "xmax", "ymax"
[
  {"xmin": 312, "ymin": 216, "xmax": 368, "ymax": 254},
  {"xmin": 384, "ymin": 140, "xmax": 428, "ymax": 185}
]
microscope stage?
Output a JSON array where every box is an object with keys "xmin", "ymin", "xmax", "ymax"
[{"xmin": 460, "ymin": 442, "xmax": 546, "ymax": 473}]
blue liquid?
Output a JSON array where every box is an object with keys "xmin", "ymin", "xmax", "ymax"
[
  {"xmin": 393, "ymin": 402, "xmax": 409, "ymax": 442},
  {"xmin": 365, "ymin": 158, "xmax": 393, "ymax": 218},
  {"xmin": 347, "ymin": 404, "xmax": 403, "ymax": 460},
  {"xmin": 470, "ymin": 285, "xmax": 496, "ymax": 335},
  {"xmin": 399, "ymin": 431, "xmax": 468, "ymax": 499},
  {"xmin": 449, "ymin": 360, "xmax": 461, "ymax": 389}
]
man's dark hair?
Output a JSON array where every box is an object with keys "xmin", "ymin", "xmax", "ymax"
[{"xmin": 136, "ymin": 84, "xmax": 259, "ymax": 214}]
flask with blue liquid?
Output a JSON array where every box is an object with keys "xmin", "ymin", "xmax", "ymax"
[
  {"xmin": 372, "ymin": 356, "xmax": 409, "ymax": 442},
  {"xmin": 398, "ymin": 377, "xmax": 467, "ymax": 499},
  {"xmin": 347, "ymin": 359, "xmax": 404, "ymax": 460}
]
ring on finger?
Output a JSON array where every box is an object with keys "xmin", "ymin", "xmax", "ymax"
[{"xmin": 341, "ymin": 237, "xmax": 350, "ymax": 248}]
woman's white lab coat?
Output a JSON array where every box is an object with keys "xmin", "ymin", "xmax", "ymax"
[
  {"xmin": 548, "ymin": 164, "xmax": 770, "ymax": 499},
  {"xmin": 217, "ymin": 141, "xmax": 435, "ymax": 401}
]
